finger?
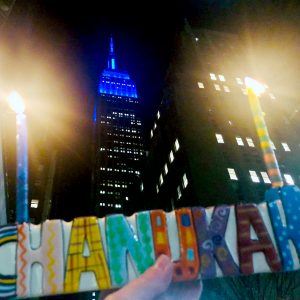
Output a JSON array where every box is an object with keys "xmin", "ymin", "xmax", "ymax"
[{"xmin": 105, "ymin": 254, "xmax": 173, "ymax": 300}]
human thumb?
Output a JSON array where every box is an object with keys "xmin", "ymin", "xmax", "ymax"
[{"xmin": 105, "ymin": 254, "xmax": 173, "ymax": 300}]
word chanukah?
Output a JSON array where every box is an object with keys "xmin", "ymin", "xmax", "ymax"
[{"xmin": 0, "ymin": 186, "xmax": 299, "ymax": 298}]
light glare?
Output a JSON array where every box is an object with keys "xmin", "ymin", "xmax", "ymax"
[
  {"xmin": 7, "ymin": 91, "xmax": 25, "ymax": 114},
  {"xmin": 244, "ymin": 77, "xmax": 265, "ymax": 96}
]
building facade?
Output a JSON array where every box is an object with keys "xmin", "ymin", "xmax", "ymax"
[
  {"xmin": 93, "ymin": 37, "xmax": 144, "ymax": 217},
  {"xmin": 145, "ymin": 24, "xmax": 300, "ymax": 299},
  {"xmin": 146, "ymin": 25, "xmax": 300, "ymax": 211}
]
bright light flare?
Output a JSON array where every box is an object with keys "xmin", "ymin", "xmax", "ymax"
[
  {"xmin": 244, "ymin": 77, "xmax": 265, "ymax": 96},
  {"xmin": 7, "ymin": 91, "xmax": 25, "ymax": 114}
]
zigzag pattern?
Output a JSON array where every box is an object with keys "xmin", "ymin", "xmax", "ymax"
[
  {"xmin": 18, "ymin": 225, "xmax": 27, "ymax": 296},
  {"xmin": 46, "ymin": 222, "xmax": 57, "ymax": 293}
]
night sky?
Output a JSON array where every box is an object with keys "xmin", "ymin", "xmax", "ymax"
[{"xmin": 3, "ymin": 0, "xmax": 300, "ymax": 220}]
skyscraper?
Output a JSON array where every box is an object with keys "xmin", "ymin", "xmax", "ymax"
[
  {"xmin": 145, "ymin": 24, "xmax": 300, "ymax": 299},
  {"xmin": 146, "ymin": 25, "xmax": 300, "ymax": 211},
  {"xmin": 93, "ymin": 37, "xmax": 144, "ymax": 217}
]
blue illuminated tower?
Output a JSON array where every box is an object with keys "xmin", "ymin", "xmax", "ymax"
[{"xmin": 93, "ymin": 37, "xmax": 144, "ymax": 216}]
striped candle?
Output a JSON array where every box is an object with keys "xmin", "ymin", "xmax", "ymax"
[{"xmin": 246, "ymin": 81, "xmax": 283, "ymax": 187}]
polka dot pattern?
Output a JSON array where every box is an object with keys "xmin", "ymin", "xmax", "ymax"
[
  {"xmin": 106, "ymin": 212, "xmax": 155, "ymax": 286},
  {"xmin": 266, "ymin": 186, "xmax": 300, "ymax": 271}
]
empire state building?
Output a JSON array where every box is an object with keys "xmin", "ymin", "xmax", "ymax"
[{"xmin": 93, "ymin": 37, "xmax": 144, "ymax": 216}]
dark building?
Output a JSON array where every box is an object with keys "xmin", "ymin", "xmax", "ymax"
[
  {"xmin": 146, "ymin": 25, "xmax": 300, "ymax": 211},
  {"xmin": 92, "ymin": 37, "xmax": 144, "ymax": 217},
  {"xmin": 145, "ymin": 23, "xmax": 300, "ymax": 299}
]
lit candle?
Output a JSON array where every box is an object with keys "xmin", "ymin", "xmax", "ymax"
[
  {"xmin": 7, "ymin": 91, "xmax": 29, "ymax": 223},
  {"xmin": 245, "ymin": 77, "xmax": 283, "ymax": 188}
]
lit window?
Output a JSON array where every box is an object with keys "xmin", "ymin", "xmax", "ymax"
[
  {"xmin": 154, "ymin": 122, "xmax": 157, "ymax": 129},
  {"xmin": 177, "ymin": 186, "xmax": 182, "ymax": 200},
  {"xmin": 159, "ymin": 174, "xmax": 164, "ymax": 186},
  {"xmin": 150, "ymin": 130, "xmax": 153, "ymax": 138},
  {"xmin": 125, "ymin": 196, "xmax": 129, "ymax": 201},
  {"xmin": 156, "ymin": 185, "xmax": 159, "ymax": 193},
  {"xmin": 214, "ymin": 84, "xmax": 221, "ymax": 91},
  {"xmin": 227, "ymin": 168, "xmax": 238, "ymax": 180},
  {"xmin": 30, "ymin": 199, "xmax": 39, "ymax": 209},
  {"xmin": 197, "ymin": 82, "xmax": 204, "ymax": 89},
  {"xmin": 182, "ymin": 173, "xmax": 188, "ymax": 188},
  {"xmin": 223, "ymin": 85, "xmax": 230, "ymax": 92},
  {"xmin": 195, "ymin": 37, "xmax": 199, "ymax": 41},
  {"xmin": 284, "ymin": 174, "xmax": 294, "ymax": 185},
  {"xmin": 236, "ymin": 77, "xmax": 243, "ymax": 85},
  {"xmin": 215, "ymin": 133, "xmax": 224, "ymax": 144},
  {"xmin": 169, "ymin": 150, "xmax": 174, "ymax": 163},
  {"xmin": 236, "ymin": 137, "xmax": 244, "ymax": 146},
  {"xmin": 270, "ymin": 141, "xmax": 276, "ymax": 150},
  {"xmin": 246, "ymin": 137, "xmax": 255, "ymax": 147},
  {"xmin": 260, "ymin": 172, "xmax": 271, "ymax": 184},
  {"xmin": 210, "ymin": 73, "xmax": 217, "ymax": 80},
  {"xmin": 219, "ymin": 75, "xmax": 226, "ymax": 81},
  {"xmin": 100, "ymin": 190, "xmax": 106, "ymax": 194},
  {"xmin": 174, "ymin": 139, "xmax": 180, "ymax": 151},
  {"xmin": 157, "ymin": 111, "xmax": 160, "ymax": 119},
  {"xmin": 249, "ymin": 170, "xmax": 260, "ymax": 183},
  {"xmin": 164, "ymin": 163, "xmax": 168, "ymax": 175},
  {"xmin": 282, "ymin": 143, "xmax": 291, "ymax": 151}
]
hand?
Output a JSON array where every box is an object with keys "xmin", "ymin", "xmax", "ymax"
[{"xmin": 100, "ymin": 254, "xmax": 203, "ymax": 300}]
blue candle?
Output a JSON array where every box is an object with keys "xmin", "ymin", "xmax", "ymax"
[
  {"xmin": 16, "ymin": 112, "xmax": 28, "ymax": 223},
  {"xmin": 8, "ymin": 91, "xmax": 29, "ymax": 223}
]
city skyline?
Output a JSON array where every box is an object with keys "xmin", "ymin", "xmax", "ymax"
[{"xmin": 1, "ymin": 0, "xmax": 300, "ymax": 220}]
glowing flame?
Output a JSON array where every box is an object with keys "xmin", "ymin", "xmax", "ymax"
[
  {"xmin": 7, "ymin": 91, "xmax": 25, "ymax": 114},
  {"xmin": 244, "ymin": 77, "xmax": 266, "ymax": 96}
]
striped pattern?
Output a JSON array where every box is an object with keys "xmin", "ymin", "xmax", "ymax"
[
  {"xmin": 64, "ymin": 217, "xmax": 111, "ymax": 293},
  {"xmin": 0, "ymin": 225, "xmax": 17, "ymax": 298},
  {"xmin": 247, "ymin": 88, "xmax": 283, "ymax": 187},
  {"xmin": 236, "ymin": 204, "xmax": 282, "ymax": 275},
  {"xmin": 17, "ymin": 221, "xmax": 64, "ymax": 297}
]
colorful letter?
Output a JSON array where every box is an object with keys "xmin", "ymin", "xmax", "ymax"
[
  {"xmin": 236, "ymin": 204, "xmax": 282, "ymax": 275},
  {"xmin": 64, "ymin": 217, "xmax": 111, "ymax": 293},
  {"xmin": 192, "ymin": 206, "xmax": 240, "ymax": 278},
  {"xmin": 173, "ymin": 208, "xmax": 200, "ymax": 281},
  {"xmin": 17, "ymin": 220, "xmax": 64, "ymax": 297},
  {"xmin": 106, "ymin": 211, "xmax": 155, "ymax": 286},
  {"xmin": 266, "ymin": 186, "xmax": 300, "ymax": 271}
]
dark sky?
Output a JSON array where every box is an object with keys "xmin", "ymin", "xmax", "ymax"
[{"xmin": 3, "ymin": 0, "xmax": 300, "ymax": 220}]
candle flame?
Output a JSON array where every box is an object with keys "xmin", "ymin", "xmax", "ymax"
[
  {"xmin": 7, "ymin": 91, "xmax": 25, "ymax": 114},
  {"xmin": 244, "ymin": 77, "xmax": 266, "ymax": 96}
]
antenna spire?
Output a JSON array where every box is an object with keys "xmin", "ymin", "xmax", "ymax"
[{"xmin": 108, "ymin": 36, "xmax": 117, "ymax": 70}]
